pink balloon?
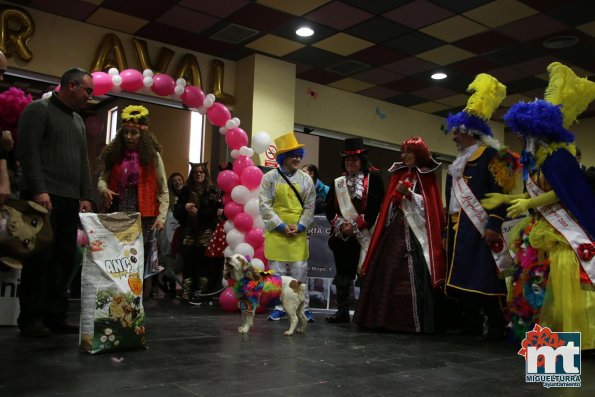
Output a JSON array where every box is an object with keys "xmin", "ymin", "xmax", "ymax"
[
  {"xmin": 245, "ymin": 228, "xmax": 264, "ymax": 249},
  {"xmin": 151, "ymin": 74, "xmax": 175, "ymax": 96},
  {"xmin": 91, "ymin": 71, "xmax": 112, "ymax": 96},
  {"xmin": 120, "ymin": 69, "xmax": 144, "ymax": 92},
  {"xmin": 233, "ymin": 156, "xmax": 254, "ymax": 176},
  {"xmin": 222, "ymin": 192, "xmax": 232, "ymax": 206},
  {"xmin": 233, "ymin": 212, "xmax": 254, "ymax": 233},
  {"xmin": 181, "ymin": 85, "xmax": 205, "ymax": 108},
  {"xmin": 219, "ymin": 287, "xmax": 239, "ymax": 312},
  {"xmin": 225, "ymin": 128, "xmax": 249, "ymax": 150},
  {"xmin": 207, "ymin": 103, "xmax": 231, "ymax": 127},
  {"xmin": 217, "ymin": 170, "xmax": 240, "ymax": 193},
  {"xmin": 224, "ymin": 201, "xmax": 243, "ymax": 220},
  {"xmin": 77, "ymin": 229, "xmax": 88, "ymax": 246},
  {"xmin": 240, "ymin": 166, "xmax": 263, "ymax": 190}
]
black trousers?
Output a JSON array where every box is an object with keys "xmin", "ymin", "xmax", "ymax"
[{"xmin": 18, "ymin": 194, "xmax": 79, "ymax": 327}]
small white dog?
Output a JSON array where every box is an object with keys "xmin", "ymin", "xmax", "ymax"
[{"xmin": 224, "ymin": 254, "xmax": 307, "ymax": 336}]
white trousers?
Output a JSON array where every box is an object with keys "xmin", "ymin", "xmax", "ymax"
[{"xmin": 268, "ymin": 260, "xmax": 310, "ymax": 310}]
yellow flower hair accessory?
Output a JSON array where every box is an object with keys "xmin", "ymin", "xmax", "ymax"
[{"xmin": 121, "ymin": 105, "xmax": 149, "ymax": 131}]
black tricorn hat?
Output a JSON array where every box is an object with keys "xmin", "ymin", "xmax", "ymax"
[{"xmin": 341, "ymin": 137, "xmax": 368, "ymax": 157}]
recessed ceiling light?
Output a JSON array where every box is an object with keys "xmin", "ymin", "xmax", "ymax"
[
  {"xmin": 296, "ymin": 27, "xmax": 314, "ymax": 37},
  {"xmin": 431, "ymin": 72, "xmax": 447, "ymax": 80},
  {"xmin": 543, "ymin": 35, "xmax": 579, "ymax": 49}
]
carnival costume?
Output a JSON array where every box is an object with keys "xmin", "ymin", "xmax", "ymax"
[
  {"xmin": 355, "ymin": 138, "xmax": 443, "ymax": 332},
  {"xmin": 259, "ymin": 132, "xmax": 315, "ymax": 319},
  {"xmin": 444, "ymin": 74, "xmax": 521, "ymax": 337},
  {"xmin": 497, "ymin": 62, "xmax": 595, "ymax": 349},
  {"xmin": 325, "ymin": 138, "xmax": 384, "ymax": 323}
]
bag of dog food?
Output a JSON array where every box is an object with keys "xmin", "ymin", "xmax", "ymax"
[{"xmin": 79, "ymin": 212, "xmax": 146, "ymax": 354}]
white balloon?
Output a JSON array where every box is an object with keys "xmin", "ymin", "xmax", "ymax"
[
  {"xmin": 234, "ymin": 242, "xmax": 254, "ymax": 259},
  {"xmin": 223, "ymin": 220, "xmax": 235, "ymax": 233},
  {"xmin": 253, "ymin": 217, "xmax": 265, "ymax": 230},
  {"xmin": 230, "ymin": 149, "xmax": 240, "ymax": 159},
  {"xmin": 174, "ymin": 85, "xmax": 184, "ymax": 96},
  {"xmin": 197, "ymin": 105, "xmax": 207, "ymax": 115},
  {"xmin": 251, "ymin": 258, "xmax": 265, "ymax": 272},
  {"xmin": 245, "ymin": 148, "xmax": 254, "ymax": 157},
  {"xmin": 252, "ymin": 131, "xmax": 272, "ymax": 154},
  {"xmin": 143, "ymin": 76, "xmax": 153, "ymax": 87},
  {"xmin": 226, "ymin": 229, "xmax": 245, "ymax": 248},
  {"xmin": 175, "ymin": 78, "xmax": 187, "ymax": 87},
  {"xmin": 231, "ymin": 185, "xmax": 250, "ymax": 205},
  {"xmin": 142, "ymin": 69, "xmax": 154, "ymax": 77},
  {"xmin": 225, "ymin": 119, "xmax": 235, "ymax": 130},
  {"xmin": 244, "ymin": 198, "xmax": 260, "ymax": 217},
  {"xmin": 238, "ymin": 146, "xmax": 249, "ymax": 156},
  {"xmin": 223, "ymin": 246, "xmax": 233, "ymax": 258},
  {"xmin": 231, "ymin": 117, "xmax": 241, "ymax": 128},
  {"xmin": 222, "ymin": 278, "xmax": 229, "ymax": 288},
  {"xmin": 108, "ymin": 67, "xmax": 119, "ymax": 76},
  {"xmin": 219, "ymin": 127, "xmax": 228, "ymax": 135},
  {"xmin": 111, "ymin": 75, "xmax": 122, "ymax": 86},
  {"xmin": 248, "ymin": 187, "xmax": 260, "ymax": 200},
  {"xmin": 203, "ymin": 94, "xmax": 215, "ymax": 108}
]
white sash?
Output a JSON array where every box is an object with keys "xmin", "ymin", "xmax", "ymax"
[
  {"xmin": 453, "ymin": 177, "xmax": 513, "ymax": 273},
  {"xmin": 334, "ymin": 176, "xmax": 373, "ymax": 270},
  {"xmin": 526, "ymin": 179, "xmax": 594, "ymax": 284}
]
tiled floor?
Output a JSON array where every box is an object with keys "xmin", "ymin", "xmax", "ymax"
[{"xmin": 0, "ymin": 298, "xmax": 592, "ymax": 396}]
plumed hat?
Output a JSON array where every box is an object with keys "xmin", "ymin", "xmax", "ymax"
[
  {"xmin": 503, "ymin": 62, "xmax": 595, "ymax": 143},
  {"xmin": 446, "ymin": 74, "xmax": 507, "ymax": 137}
]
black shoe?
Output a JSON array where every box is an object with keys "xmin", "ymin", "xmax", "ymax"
[
  {"xmin": 44, "ymin": 320, "xmax": 79, "ymax": 334},
  {"xmin": 20, "ymin": 321, "xmax": 51, "ymax": 337},
  {"xmin": 325, "ymin": 311, "xmax": 350, "ymax": 324}
]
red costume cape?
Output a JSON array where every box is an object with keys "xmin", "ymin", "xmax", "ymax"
[{"xmin": 360, "ymin": 166, "xmax": 446, "ymax": 288}]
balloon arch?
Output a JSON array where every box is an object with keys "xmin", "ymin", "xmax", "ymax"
[{"xmin": 90, "ymin": 67, "xmax": 273, "ymax": 283}]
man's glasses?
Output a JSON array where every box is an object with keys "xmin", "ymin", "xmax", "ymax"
[{"xmin": 73, "ymin": 81, "xmax": 94, "ymax": 96}]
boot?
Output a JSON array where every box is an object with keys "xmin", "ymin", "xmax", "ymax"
[
  {"xmin": 326, "ymin": 285, "xmax": 350, "ymax": 323},
  {"xmin": 181, "ymin": 278, "xmax": 193, "ymax": 302}
]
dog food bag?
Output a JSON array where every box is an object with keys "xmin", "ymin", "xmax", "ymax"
[{"xmin": 79, "ymin": 212, "xmax": 146, "ymax": 354}]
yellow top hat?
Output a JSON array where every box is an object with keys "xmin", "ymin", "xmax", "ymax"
[{"xmin": 274, "ymin": 132, "xmax": 305, "ymax": 157}]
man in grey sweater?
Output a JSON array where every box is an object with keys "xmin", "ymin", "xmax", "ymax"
[{"xmin": 16, "ymin": 67, "xmax": 94, "ymax": 337}]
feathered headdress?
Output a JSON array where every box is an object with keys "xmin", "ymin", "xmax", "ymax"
[
  {"xmin": 446, "ymin": 73, "xmax": 506, "ymax": 137},
  {"xmin": 503, "ymin": 62, "xmax": 595, "ymax": 143},
  {"xmin": 0, "ymin": 87, "xmax": 33, "ymax": 131}
]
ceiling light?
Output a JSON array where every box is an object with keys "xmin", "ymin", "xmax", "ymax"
[
  {"xmin": 296, "ymin": 27, "xmax": 314, "ymax": 37},
  {"xmin": 431, "ymin": 72, "xmax": 447, "ymax": 80},
  {"xmin": 543, "ymin": 35, "xmax": 579, "ymax": 49}
]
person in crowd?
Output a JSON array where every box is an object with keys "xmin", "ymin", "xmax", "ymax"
[
  {"xmin": 354, "ymin": 137, "xmax": 444, "ymax": 332},
  {"xmin": 486, "ymin": 62, "xmax": 595, "ymax": 349},
  {"xmin": 324, "ymin": 138, "xmax": 384, "ymax": 323},
  {"xmin": 302, "ymin": 163, "xmax": 329, "ymax": 214},
  {"xmin": 259, "ymin": 132, "xmax": 316, "ymax": 322},
  {"xmin": 15, "ymin": 67, "xmax": 94, "ymax": 337},
  {"xmin": 156, "ymin": 172, "xmax": 185, "ymax": 298},
  {"xmin": 97, "ymin": 105, "xmax": 169, "ymax": 298},
  {"xmin": 203, "ymin": 163, "xmax": 233, "ymax": 304},
  {"xmin": 174, "ymin": 162, "xmax": 222, "ymax": 305},
  {"xmin": 0, "ymin": 87, "xmax": 32, "ymax": 196},
  {"xmin": 444, "ymin": 74, "xmax": 521, "ymax": 340}
]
